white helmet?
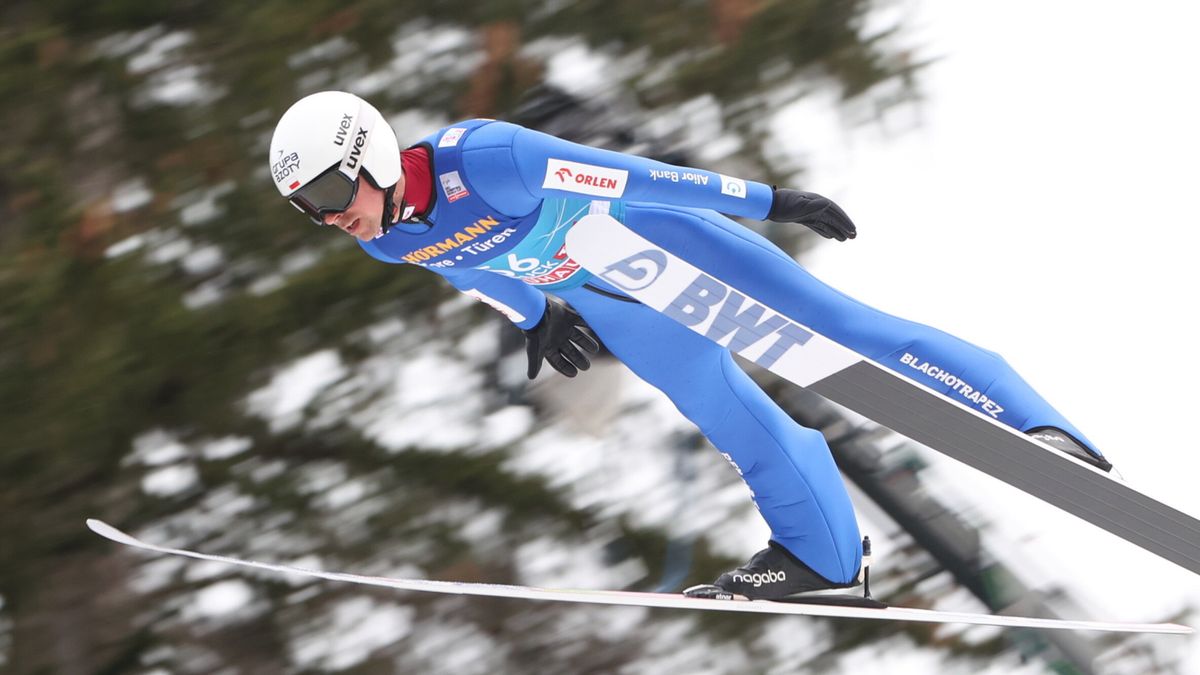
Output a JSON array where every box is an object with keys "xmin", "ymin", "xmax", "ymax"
[{"xmin": 269, "ymin": 91, "xmax": 402, "ymax": 224}]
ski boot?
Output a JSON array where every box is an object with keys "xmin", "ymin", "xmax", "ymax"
[
  {"xmin": 1027, "ymin": 426, "xmax": 1112, "ymax": 472},
  {"xmin": 684, "ymin": 539, "xmax": 871, "ymax": 603}
]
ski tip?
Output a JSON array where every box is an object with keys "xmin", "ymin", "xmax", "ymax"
[{"xmin": 86, "ymin": 519, "xmax": 140, "ymax": 546}]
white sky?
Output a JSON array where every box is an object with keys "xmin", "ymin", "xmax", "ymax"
[{"xmin": 779, "ymin": 0, "xmax": 1200, "ymax": 651}]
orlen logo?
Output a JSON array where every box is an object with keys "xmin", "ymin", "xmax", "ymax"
[
  {"xmin": 731, "ymin": 570, "xmax": 787, "ymax": 587},
  {"xmin": 597, "ymin": 249, "xmax": 667, "ymax": 291},
  {"xmin": 543, "ymin": 159, "xmax": 628, "ymax": 198}
]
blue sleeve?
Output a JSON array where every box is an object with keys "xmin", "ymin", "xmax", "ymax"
[
  {"xmin": 460, "ymin": 121, "xmax": 774, "ymax": 219},
  {"xmin": 437, "ymin": 267, "xmax": 547, "ymax": 330}
]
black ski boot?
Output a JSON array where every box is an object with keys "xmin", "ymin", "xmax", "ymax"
[
  {"xmin": 1027, "ymin": 426, "xmax": 1112, "ymax": 472},
  {"xmin": 684, "ymin": 541, "xmax": 862, "ymax": 601}
]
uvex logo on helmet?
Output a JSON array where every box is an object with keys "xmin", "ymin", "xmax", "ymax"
[
  {"xmin": 333, "ymin": 113, "xmax": 353, "ymax": 145},
  {"xmin": 345, "ymin": 127, "xmax": 368, "ymax": 170},
  {"xmin": 731, "ymin": 570, "xmax": 787, "ymax": 587}
]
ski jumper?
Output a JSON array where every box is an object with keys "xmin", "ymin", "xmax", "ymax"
[{"xmin": 359, "ymin": 119, "xmax": 1099, "ymax": 585}]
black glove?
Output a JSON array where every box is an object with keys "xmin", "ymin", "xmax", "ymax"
[
  {"xmin": 767, "ymin": 188, "xmax": 857, "ymax": 241},
  {"xmin": 523, "ymin": 297, "xmax": 601, "ymax": 379}
]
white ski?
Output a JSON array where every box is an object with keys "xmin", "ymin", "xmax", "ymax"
[
  {"xmin": 88, "ymin": 520, "xmax": 1189, "ymax": 634},
  {"xmin": 564, "ymin": 215, "xmax": 1200, "ymax": 576}
]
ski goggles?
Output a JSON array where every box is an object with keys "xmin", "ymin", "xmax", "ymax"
[{"xmin": 288, "ymin": 164, "xmax": 360, "ymax": 225}]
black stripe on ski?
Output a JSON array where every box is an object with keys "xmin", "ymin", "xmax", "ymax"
[{"xmin": 809, "ymin": 362, "xmax": 1200, "ymax": 574}]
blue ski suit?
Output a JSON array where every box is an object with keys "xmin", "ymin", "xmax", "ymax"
[{"xmin": 359, "ymin": 119, "xmax": 1097, "ymax": 585}]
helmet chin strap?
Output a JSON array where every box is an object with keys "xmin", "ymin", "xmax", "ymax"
[
  {"xmin": 379, "ymin": 183, "xmax": 426, "ymax": 235},
  {"xmin": 380, "ymin": 185, "xmax": 399, "ymax": 234}
]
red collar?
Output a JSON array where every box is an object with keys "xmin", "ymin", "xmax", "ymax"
[{"xmin": 400, "ymin": 146, "xmax": 432, "ymax": 217}]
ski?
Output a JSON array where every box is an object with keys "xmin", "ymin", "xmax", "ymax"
[
  {"xmin": 88, "ymin": 520, "xmax": 1189, "ymax": 634},
  {"xmin": 565, "ymin": 215, "xmax": 1200, "ymax": 576}
]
